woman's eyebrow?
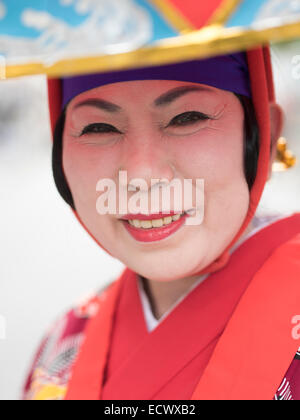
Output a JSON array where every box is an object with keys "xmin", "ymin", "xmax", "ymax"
[
  {"xmin": 72, "ymin": 85, "xmax": 213, "ymax": 112},
  {"xmin": 154, "ymin": 85, "xmax": 213, "ymax": 107},
  {"xmin": 73, "ymin": 98, "xmax": 121, "ymax": 113}
]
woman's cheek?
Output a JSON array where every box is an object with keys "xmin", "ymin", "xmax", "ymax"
[
  {"xmin": 63, "ymin": 139, "xmax": 119, "ymax": 207},
  {"xmin": 171, "ymin": 127, "xmax": 244, "ymax": 185}
]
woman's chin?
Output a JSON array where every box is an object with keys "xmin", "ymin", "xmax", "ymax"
[{"xmin": 121, "ymin": 252, "xmax": 208, "ymax": 283}]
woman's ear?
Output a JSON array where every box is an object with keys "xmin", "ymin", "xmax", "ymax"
[{"xmin": 268, "ymin": 102, "xmax": 284, "ymax": 179}]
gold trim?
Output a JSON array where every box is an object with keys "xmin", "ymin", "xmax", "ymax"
[
  {"xmin": 208, "ymin": 0, "xmax": 242, "ymax": 26},
  {"xmin": 149, "ymin": 0, "xmax": 195, "ymax": 33},
  {"xmin": 4, "ymin": 20, "xmax": 300, "ymax": 79},
  {"xmin": 272, "ymin": 137, "xmax": 297, "ymax": 172}
]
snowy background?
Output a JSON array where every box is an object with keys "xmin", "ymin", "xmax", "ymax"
[{"xmin": 0, "ymin": 40, "xmax": 300, "ymax": 400}]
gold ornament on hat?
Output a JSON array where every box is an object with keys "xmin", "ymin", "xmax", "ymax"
[{"xmin": 272, "ymin": 137, "xmax": 297, "ymax": 172}]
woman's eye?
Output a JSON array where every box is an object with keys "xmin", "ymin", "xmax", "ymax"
[
  {"xmin": 167, "ymin": 111, "xmax": 210, "ymax": 127},
  {"xmin": 80, "ymin": 123, "xmax": 121, "ymax": 136}
]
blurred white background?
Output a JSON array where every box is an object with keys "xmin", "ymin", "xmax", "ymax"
[{"xmin": 0, "ymin": 41, "xmax": 299, "ymax": 400}]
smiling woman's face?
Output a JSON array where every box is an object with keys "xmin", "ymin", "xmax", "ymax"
[{"xmin": 63, "ymin": 80, "xmax": 249, "ymax": 282}]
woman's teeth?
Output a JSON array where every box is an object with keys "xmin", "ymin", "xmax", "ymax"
[{"xmin": 128, "ymin": 214, "xmax": 183, "ymax": 229}]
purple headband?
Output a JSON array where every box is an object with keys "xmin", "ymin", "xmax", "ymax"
[{"xmin": 62, "ymin": 52, "xmax": 251, "ymax": 109}]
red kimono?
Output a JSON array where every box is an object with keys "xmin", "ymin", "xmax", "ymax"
[{"xmin": 23, "ymin": 213, "xmax": 300, "ymax": 400}]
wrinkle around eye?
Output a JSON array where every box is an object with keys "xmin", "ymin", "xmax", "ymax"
[
  {"xmin": 165, "ymin": 103, "xmax": 227, "ymax": 127},
  {"xmin": 163, "ymin": 118, "xmax": 218, "ymax": 137},
  {"xmin": 66, "ymin": 129, "xmax": 123, "ymax": 148},
  {"xmin": 68, "ymin": 135, "xmax": 122, "ymax": 148}
]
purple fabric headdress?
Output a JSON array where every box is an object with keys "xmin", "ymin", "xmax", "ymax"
[{"xmin": 62, "ymin": 52, "xmax": 251, "ymax": 108}]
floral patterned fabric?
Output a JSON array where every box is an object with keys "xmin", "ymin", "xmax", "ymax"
[{"xmin": 22, "ymin": 286, "xmax": 300, "ymax": 400}]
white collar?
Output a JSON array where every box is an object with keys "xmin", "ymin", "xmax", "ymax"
[{"xmin": 137, "ymin": 273, "xmax": 208, "ymax": 332}]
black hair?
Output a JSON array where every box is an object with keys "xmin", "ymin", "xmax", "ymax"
[
  {"xmin": 52, "ymin": 94, "xmax": 260, "ymax": 210},
  {"xmin": 235, "ymin": 93, "xmax": 260, "ymax": 192},
  {"xmin": 52, "ymin": 107, "xmax": 75, "ymax": 208}
]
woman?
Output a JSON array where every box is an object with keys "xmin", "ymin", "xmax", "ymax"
[{"xmin": 22, "ymin": 46, "xmax": 300, "ymax": 400}]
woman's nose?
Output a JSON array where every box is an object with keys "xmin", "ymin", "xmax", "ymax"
[{"xmin": 118, "ymin": 132, "xmax": 175, "ymax": 191}]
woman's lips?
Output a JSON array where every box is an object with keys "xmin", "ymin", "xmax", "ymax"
[
  {"xmin": 121, "ymin": 212, "xmax": 189, "ymax": 243},
  {"xmin": 121, "ymin": 211, "xmax": 182, "ymax": 221}
]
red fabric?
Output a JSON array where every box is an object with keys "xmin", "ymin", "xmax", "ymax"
[
  {"xmin": 263, "ymin": 46, "xmax": 276, "ymax": 102},
  {"xmin": 65, "ymin": 278, "xmax": 123, "ymax": 400},
  {"xmin": 193, "ymin": 232, "xmax": 300, "ymax": 400},
  {"xmin": 167, "ymin": 0, "xmax": 224, "ymax": 28},
  {"xmin": 47, "ymin": 79, "xmax": 62, "ymax": 134},
  {"xmin": 64, "ymin": 214, "xmax": 300, "ymax": 400}
]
